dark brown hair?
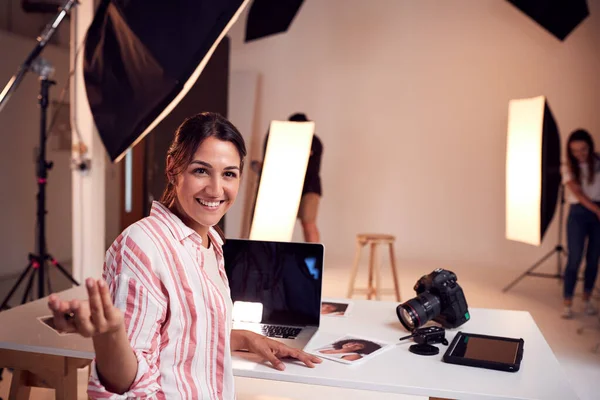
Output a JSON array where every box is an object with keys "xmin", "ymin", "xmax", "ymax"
[
  {"xmin": 567, "ymin": 129, "xmax": 596, "ymax": 185},
  {"xmin": 160, "ymin": 112, "xmax": 247, "ymax": 208}
]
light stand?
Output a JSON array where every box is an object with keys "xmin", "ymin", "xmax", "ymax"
[
  {"xmin": 0, "ymin": 62, "xmax": 80, "ymax": 312},
  {"xmin": 503, "ymin": 184, "xmax": 567, "ymax": 292},
  {"xmin": 0, "ymin": 1, "xmax": 78, "ymax": 388},
  {"xmin": 0, "ymin": 0, "xmax": 79, "ymax": 311}
]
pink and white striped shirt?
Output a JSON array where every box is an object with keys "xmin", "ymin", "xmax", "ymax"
[{"xmin": 88, "ymin": 201, "xmax": 234, "ymax": 399}]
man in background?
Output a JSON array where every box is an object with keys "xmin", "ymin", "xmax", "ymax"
[{"xmin": 251, "ymin": 113, "xmax": 323, "ymax": 242}]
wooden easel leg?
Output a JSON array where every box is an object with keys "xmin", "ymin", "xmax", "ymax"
[
  {"xmin": 368, "ymin": 243, "xmax": 375, "ymax": 300},
  {"xmin": 388, "ymin": 243, "xmax": 401, "ymax": 302},
  {"xmin": 8, "ymin": 370, "xmax": 31, "ymax": 400},
  {"xmin": 346, "ymin": 241, "xmax": 363, "ymax": 298}
]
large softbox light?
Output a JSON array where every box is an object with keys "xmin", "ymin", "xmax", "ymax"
[
  {"xmin": 507, "ymin": 0, "xmax": 590, "ymax": 41},
  {"xmin": 505, "ymin": 95, "xmax": 561, "ymax": 246},
  {"xmin": 249, "ymin": 120, "xmax": 314, "ymax": 241},
  {"xmin": 245, "ymin": 0, "xmax": 304, "ymax": 42},
  {"xmin": 503, "ymin": 95, "xmax": 566, "ymax": 293},
  {"xmin": 83, "ymin": 0, "xmax": 249, "ymax": 162}
]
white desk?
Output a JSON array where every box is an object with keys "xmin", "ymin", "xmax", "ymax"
[
  {"xmin": 232, "ymin": 298, "xmax": 579, "ymax": 400},
  {"xmin": 0, "ymin": 288, "xmax": 579, "ymax": 400}
]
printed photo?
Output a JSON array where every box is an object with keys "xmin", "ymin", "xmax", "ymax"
[
  {"xmin": 321, "ymin": 301, "xmax": 352, "ymax": 317},
  {"xmin": 309, "ymin": 335, "xmax": 392, "ymax": 364}
]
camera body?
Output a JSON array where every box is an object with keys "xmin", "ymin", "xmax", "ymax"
[
  {"xmin": 414, "ymin": 269, "xmax": 469, "ymax": 329},
  {"xmin": 396, "ymin": 268, "xmax": 470, "ymax": 331}
]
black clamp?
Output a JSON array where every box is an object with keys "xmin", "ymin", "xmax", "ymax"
[{"xmin": 399, "ymin": 326, "xmax": 448, "ymax": 356}]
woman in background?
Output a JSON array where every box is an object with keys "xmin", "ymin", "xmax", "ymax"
[
  {"xmin": 47, "ymin": 112, "xmax": 320, "ymax": 399},
  {"xmin": 561, "ymin": 129, "xmax": 600, "ymax": 319}
]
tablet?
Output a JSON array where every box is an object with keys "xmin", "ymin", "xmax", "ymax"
[{"xmin": 443, "ymin": 332, "xmax": 524, "ymax": 372}]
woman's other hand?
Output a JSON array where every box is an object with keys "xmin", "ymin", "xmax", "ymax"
[{"xmin": 47, "ymin": 278, "xmax": 124, "ymax": 338}]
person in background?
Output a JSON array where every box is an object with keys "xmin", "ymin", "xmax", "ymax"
[
  {"xmin": 47, "ymin": 112, "xmax": 321, "ymax": 399},
  {"xmin": 561, "ymin": 129, "xmax": 600, "ymax": 319},
  {"xmin": 251, "ymin": 113, "xmax": 323, "ymax": 243}
]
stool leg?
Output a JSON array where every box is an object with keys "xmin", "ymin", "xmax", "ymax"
[
  {"xmin": 346, "ymin": 241, "xmax": 363, "ymax": 298},
  {"xmin": 368, "ymin": 242, "xmax": 375, "ymax": 300},
  {"xmin": 388, "ymin": 243, "xmax": 401, "ymax": 302},
  {"xmin": 374, "ymin": 244, "xmax": 382, "ymax": 301},
  {"xmin": 8, "ymin": 370, "xmax": 31, "ymax": 400}
]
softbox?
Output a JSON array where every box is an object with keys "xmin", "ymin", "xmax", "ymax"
[
  {"xmin": 245, "ymin": 0, "xmax": 304, "ymax": 42},
  {"xmin": 84, "ymin": 0, "xmax": 249, "ymax": 162},
  {"xmin": 505, "ymin": 96, "xmax": 561, "ymax": 246},
  {"xmin": 507, "ymin": 0, "xmax": 589, "ymax": 41}
]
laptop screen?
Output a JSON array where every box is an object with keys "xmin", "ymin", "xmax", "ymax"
[{"xmin": 223, "ymin": 239, "xmax": 323, "ymax": 327}]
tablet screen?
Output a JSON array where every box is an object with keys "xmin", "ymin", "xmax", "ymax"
[{"xmin": 450, "ymin": 335, "xmax": 520, "ymax": 364}]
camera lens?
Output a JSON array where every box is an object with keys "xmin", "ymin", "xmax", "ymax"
[{"xmin": 396, "ymin": 292, "xmax": 441, "ymax": 331}]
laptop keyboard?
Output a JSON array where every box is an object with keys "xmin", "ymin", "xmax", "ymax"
[{"xmin": 261, "ymin": 325, "xmax": 302, "ymax": 339}]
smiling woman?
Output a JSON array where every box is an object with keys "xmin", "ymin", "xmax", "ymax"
[
  {"xmin": 47, "ymin": 112, "xmax": 321, "ymax": 399},
  {"xmin": 160, "ymin": 113, "xmax": 247, "ymax": 245}
]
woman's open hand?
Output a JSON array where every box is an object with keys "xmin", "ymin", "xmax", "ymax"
[
  {"xmin": 238, "ymin": 330, "xmax": 322, "ymax": 371},
  {"xmin": 47, "ymin": 278, "xmax": 123, "ymax": 338}
]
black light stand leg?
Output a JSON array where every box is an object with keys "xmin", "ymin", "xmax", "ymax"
[
  {"xmin": 0, "ymin": 263, "xmax": 34, "ymax": 311},
  {"xmin": 49, "ymin": 256, "xmax": 79, "ymax": 286},
  {"xmin": 503, "ymin": 249, "xmax": 558, "ymax": 293},
  {"xmin": 22, "ymin": 264, "xmax": 37, "ymax": 304}
]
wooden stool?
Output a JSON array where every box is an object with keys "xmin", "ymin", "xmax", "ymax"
[{"xmin": 347, "ymin": 233, "xmax": 401, "ymax": 301}]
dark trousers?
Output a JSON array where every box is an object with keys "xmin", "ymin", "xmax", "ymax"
[{"xmin": 563, "ymin": 203, "xmax": 600, "ymax": 299}]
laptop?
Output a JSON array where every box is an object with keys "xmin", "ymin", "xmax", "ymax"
[{"xmin": 223, "ymin": 238, "xmax": 324, "ymax": 350}]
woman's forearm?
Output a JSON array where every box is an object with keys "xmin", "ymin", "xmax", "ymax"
[
  {"xmin": 93, "ymin": 324, "xmax": 138, "ymax": 394},
  {"xmin": 567, "ymin": 182, "xmax": 600, "ymax": 213},
  {"xmin": 574, "ymin": 192, "xmax": 600, "ymax": 213}
]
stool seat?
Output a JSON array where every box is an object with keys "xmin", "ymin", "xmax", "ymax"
[
  {"xmin": 357, "ymin": 233, "xmax": 395, "ymax": 243},
  {"xmin": 347, "ymin": 233, "xmax": 401, "ymax": 301}
]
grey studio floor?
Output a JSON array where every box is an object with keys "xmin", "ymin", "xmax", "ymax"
[{"xmin": 0, "ymin": 260, "xmax": 599, "ymax": 400}]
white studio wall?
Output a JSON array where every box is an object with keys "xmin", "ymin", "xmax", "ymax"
[
  {"xmin": 226, "ymin": 70, "xmax": 260, "ymax": 239},
  {"xmin": 71, "ymin": 2, "xmax": 106, "ymax": 282},
  {"xmin": 226, "ymin": 0, "xmax": 600, "ymax": 270},
  {"xmin": 249, "ymin": 120, "xmax": 314, "ymax": 242}
]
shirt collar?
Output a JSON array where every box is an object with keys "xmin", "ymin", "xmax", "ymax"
[{"xmin": 150, "ymin": 201, "xmax": 224, "ymax": 247}]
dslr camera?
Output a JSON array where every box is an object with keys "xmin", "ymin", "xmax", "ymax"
[{"xmin": 396, "ymin": 269, "xmax": 469, "ymax": 331}]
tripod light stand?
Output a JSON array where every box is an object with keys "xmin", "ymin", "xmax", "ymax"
[
  {"xmin": 0, "ymin": 0, "xmax": 79, "ymax": 311},
  {"xmin": 502, "ymin": 95, "xmax": 563, "ymax": 293}
]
